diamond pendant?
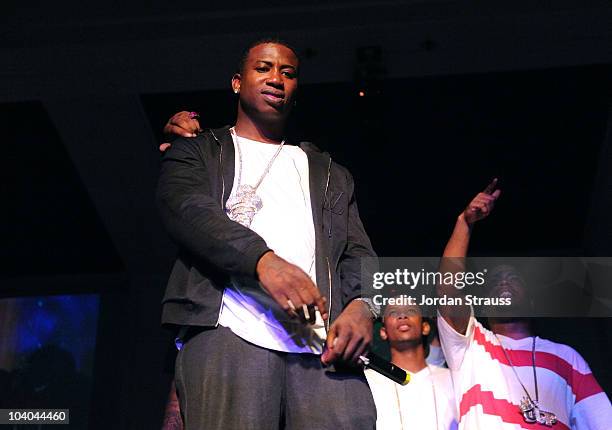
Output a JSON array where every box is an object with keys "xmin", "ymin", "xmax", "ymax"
[
  {"xmin": 519, "ymin": 397, "xmax": 558, "ymax": 427},
  {"xmin": 520, "ymin": 397, "xmax": 538, "ymax": 424},
  {"xmin": 537, "ymin": 409, "xmax": 558, "ymax": 427},
  {"xmin": 225, "ymin": 184, "xmax": 263, "ymax": 228}
]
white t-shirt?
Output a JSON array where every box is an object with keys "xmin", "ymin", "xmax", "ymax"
[
  {"xmin": 218, "ymin": 133, "xmax": 326, "ymax": 354},
  {"xmin": 438, "ymin": 311, "xmax": 612, "ymax": 430},
  {"xmin": 365, "ymin": 364, "xmax": 458, "ymax": 430}
]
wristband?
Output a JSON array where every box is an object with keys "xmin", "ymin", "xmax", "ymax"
[{"xmin": 354, "ymin": 297, "xmax": 380, "ymax": 319}]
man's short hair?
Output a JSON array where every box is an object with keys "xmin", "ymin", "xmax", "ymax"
[{"xmin": 237, "ymin": 38, "xmax": 300, "ymax": 74}]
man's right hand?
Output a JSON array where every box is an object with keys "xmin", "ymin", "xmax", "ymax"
[
  {"xmin": 160, "ymin": 111, "xmax": 203, "ymax": 152},
  {"xmin": 256, "ymin": 251, "xmax": 328, "ymax": 322},
  {"xmin": 462, "ymin": 178, "xmax": 501, "ymax": 225}
]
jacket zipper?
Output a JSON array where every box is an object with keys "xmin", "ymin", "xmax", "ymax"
[
  {"xmin": 210, "ymin": 129, "xmax": 226, "ymax": 327},
  {"xmin": 326, "ymin": 257, "xmax": 332, "ymax": 332},
  {"xmin": 324, "ymin": 157, "xmax": 332, "ymax": 331}
]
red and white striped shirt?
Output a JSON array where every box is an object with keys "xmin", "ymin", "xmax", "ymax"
[{"xmin": 438, "ymin": 312, "xmax": 611, "ymax": 429}]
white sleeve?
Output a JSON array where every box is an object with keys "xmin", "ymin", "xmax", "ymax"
[
  {"xmin": 571, "ymin": 392, "xmax": 612, "ymax": 430},
  {"xmin": 568, "ymin": 349, "xmax": 612, "ymax": 430},
  {"xmin": 437, "ymin": 308, "xmax": 476, "ymax": 371}
]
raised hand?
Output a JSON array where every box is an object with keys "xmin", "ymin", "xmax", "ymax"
[
  {"xmin": 463, "ymin": 178, "xmax": 501, "ymax": 225},
  {"xmin": 440, "ymin": 178, "xmax": 502, "ymax": 333}
]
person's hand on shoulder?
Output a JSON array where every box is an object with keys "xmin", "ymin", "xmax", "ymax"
[{"xmin": 159, "ymin": 111, "xmax": 203, "ymax": 152}]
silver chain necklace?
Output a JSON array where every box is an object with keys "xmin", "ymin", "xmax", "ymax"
[
  {"xmin": 494, "ymin": 335, "xmax": 558, "ymax": 427},
  {"xmin": 225, "ymin": 127, "xmax": 285, "ymax": 227},
  {"xmin": 393, "ymin": 365, "xmax": 440, "ymax": 430}
]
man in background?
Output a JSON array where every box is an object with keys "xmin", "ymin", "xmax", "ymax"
[
  {"xmin": 367, "ymin": 301, "xmax": 457, "ymax": 429},
  {"xmin": 437, "ymin": 181, "xmax": 611, "ymax": 429}
]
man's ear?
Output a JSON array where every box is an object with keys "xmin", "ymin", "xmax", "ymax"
[
  {"xmin": 380, "ymin": 326, "xmax": 388, "ymax": 341},
  {"xmin": 231, "ymin": 74, "xmax": 241, "ymax": 94},
  {"xmin": 422, "ymin": 320, "xmax": 431, "ymax": 337}
]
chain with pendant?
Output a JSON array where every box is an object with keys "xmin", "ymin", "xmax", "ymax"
[
  {"xmin": 495, "ymin": 335, "xmax": 558, "ymax": 427},
  {"xmin": 225, "ymin": 127, "xmax": 285, "ymax": 227}
]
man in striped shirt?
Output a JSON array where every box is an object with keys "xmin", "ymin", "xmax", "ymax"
[{"xmin": 437, "ymin": 181, "xmax": 611, "ymax": 429}]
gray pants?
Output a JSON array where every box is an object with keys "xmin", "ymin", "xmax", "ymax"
[{"xmin": 175, "ymin": 325, "xmax": 376, "ymax": 430}]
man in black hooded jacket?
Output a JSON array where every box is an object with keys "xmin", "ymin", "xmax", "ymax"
[{"xmin": 157, "ymin": 39, "xmax": 377, "ymax": 430}]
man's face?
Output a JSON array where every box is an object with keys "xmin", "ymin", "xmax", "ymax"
[
  {"xmin": 232, "ymin": 43, "xmax": 298, "ymax": 120},
  {"xmin": 486, "ymin": 265, "xmax": 531, "ymax": 315},
  {"xmin": 380, "ymin": 304, "xmax": 429, "ymax": 345}
]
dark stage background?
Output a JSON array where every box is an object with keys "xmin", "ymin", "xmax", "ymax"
[
  {"xmin": 143, "ymin": 65, "xmax": 611, "ymax": 256},
  {"xmin": 2, "ymin": 1, "xmax": 612, "ymax": 428}
]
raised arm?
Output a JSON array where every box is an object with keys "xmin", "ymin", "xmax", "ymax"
[{"xmin": 438, "ymin": 179, "xmax": 501, "ymax": 334}]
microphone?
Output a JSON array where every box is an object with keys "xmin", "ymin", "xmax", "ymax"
[{"xmin": 359, "ymin": 353, "xmax": 410, "ymax": 385}]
